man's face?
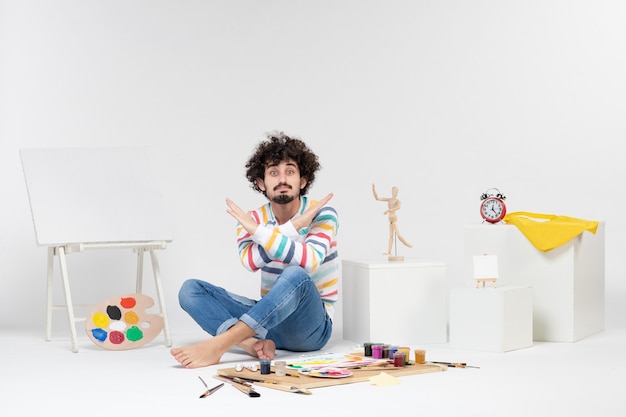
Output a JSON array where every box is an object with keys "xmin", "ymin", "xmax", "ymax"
[{"xmin": 257, "ymin": 159, "xmax": 306, "ymax": 205}]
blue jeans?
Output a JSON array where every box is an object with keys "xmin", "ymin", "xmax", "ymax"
[{"xmin": 178, "ymin": 266, "xmax": 333, "ymax": 352}]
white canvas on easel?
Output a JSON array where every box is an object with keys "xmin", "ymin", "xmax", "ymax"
[
  {"xmin": 473, "ymin": 254, "xmax": 499, "ymax": 288},
  {"xmin": 21, "ymin": 146, "xmax": 173, "ymax": 352}
]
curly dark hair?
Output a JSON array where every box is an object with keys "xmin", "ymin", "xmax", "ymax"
[{"xmin": 245, "ymin": 131, "xmax": 321, "ymax": 196}]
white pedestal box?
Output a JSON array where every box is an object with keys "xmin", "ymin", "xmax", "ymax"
[
  {"xmin": 464, "ymin": 223, "xmax": 605, "ymax": 342},
  {"xmin": 341, "ymin": 259, "xmax": 447, "ymax": 345},
  {"xmin": 449, "ymin": 286, "xmax": 533, "ymax": 352}
]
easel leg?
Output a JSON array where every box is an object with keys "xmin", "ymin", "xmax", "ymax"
[
  {"xmin": 57, "ymin": 246, "xmax": 79, "ymax": 353},
  {"xmin": 136, "ymin": 249, "xmax": 144, "ymax": 293},
  {"xmin": 150, "ymin": 250, "xmax": 172, "ymax": 347},
  {"xmin": 46, "ymin": 247, "xmax": 54, "ymax": 342}
]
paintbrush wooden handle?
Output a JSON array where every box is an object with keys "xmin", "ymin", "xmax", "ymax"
[
  {"xmin": 214, "ymin": 375, "xmax": 261, "ymax": 397},
  {"xmin": 233, "ymin": 381, "xmax": 260, "ymax": 397},
  {"xmin": 253, "ymin": 381, "xmax": 312, "ymax": 395}
]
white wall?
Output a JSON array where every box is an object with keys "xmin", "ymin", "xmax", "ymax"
[{"xmin": 1, "ymin": 0, "xmax": 625, "ymax": 341}]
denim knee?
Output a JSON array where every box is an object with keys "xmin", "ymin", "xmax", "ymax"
[
  {"xmin": 177, "ymin": 278, "xmax": 200, "ymax": 309},
  {"xmin": 278, "ymin": 266, "xmax": 310, "ymax": 287}
]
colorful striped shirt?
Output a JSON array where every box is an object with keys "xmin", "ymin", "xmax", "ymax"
[{"xmin": 235, "ymin": 196, "xmax": 339, "ymax": 319}]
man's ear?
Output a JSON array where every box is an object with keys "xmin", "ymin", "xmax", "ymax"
[
  {"xmin": 256, "ymin": 178, "xmax": 266, "ymax": 191},
  {"xmin": 300, "ymin": 178, "xmax": 307, "ymax": 190}
]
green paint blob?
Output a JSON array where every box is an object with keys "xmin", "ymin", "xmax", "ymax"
[{"xmin": 126, "ymin": 326, "xmax": 143, "ymax": 342}]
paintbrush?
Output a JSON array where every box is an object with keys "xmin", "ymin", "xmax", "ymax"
[
  {"xmin": 218, "ymin": 374, "xmax": 312, "ymax": 395},
  {"xmin": 213, "ymin": 375, "xmax": 261, "ymax": 397},
  {"xmin": 198, "ymin": 376, "xmax": 224, "ymax": 398},
  {"xmin": 430, "ymin": 361, "xmax": 480, "ymax": 369},
  {"xmin": 253, "ymin": 381, "xmax": 312, "ymax": 395}
]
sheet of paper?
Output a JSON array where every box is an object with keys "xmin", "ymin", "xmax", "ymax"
[{"xmin": 369, "ymin": 372, "xmax": 400, "ymax": 386}]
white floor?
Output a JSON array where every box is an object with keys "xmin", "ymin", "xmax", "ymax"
[{"xmin": 2, "ymin": 324, "xmax": 625, "ymax": 417}]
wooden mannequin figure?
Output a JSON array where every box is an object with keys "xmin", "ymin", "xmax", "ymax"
[{"xmin": 372, "ymin": 183, "xmax": 413, "ymax": 261}]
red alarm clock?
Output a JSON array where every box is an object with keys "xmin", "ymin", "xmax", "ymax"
[{"xmin": 480, "ymin": 188, "xmax": 506, "ymax": 223}]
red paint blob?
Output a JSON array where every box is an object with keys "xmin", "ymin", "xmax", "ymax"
[
  {"xmin": 109, "ymin": 331, "xmax": 125, "ymax": 344},
  {"xmin": 120, "ymin": 297, "xmax": 137, "ymax": 309}
]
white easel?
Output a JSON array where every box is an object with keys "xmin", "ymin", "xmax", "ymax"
[{"xmin": 21, "ymin": 147, "xmax": 173, "ymax": 352}]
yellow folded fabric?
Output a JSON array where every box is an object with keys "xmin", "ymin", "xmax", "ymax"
[{"xmin": 503, "ymin": 212, "xmax": 599, "ymax": 252}]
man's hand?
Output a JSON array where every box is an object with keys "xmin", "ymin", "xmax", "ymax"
[
  {"xmin": 226, "ymin": 193, "xmax": 334, "ymax": 235},
  {"xmin": 225, "ymin": 198, "xmax": 259, "ymax": 235},
  {"xmin": 291, "ymin": 193, "xmax": 334, "ymax": 231}
]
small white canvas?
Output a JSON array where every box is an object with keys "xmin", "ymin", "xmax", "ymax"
[{"xmin": 473, "ymin": 254, "xmax": 499, "ymax": 279}]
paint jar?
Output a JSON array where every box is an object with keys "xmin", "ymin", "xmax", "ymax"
[
  {"xmin": 372, "ymin": 344, "xmax": 383, "ymax": 359},
  {"xmin": 260, "ymin": 359, "xmax": 271, "ymax": 375},
  {"xmin": 382, "ymin": 345, "xmax": 390, "ymax": 358},
  {"xmin": 393, "ymin": 352, "xmax": 406, "ymax": 367},
  {"xmin": 398, "ymin": 347, "xmax": 410, "ymax": 364},
  {"xmin": 364, "ymin": 342, "xmax": 373, "ymax": 357},
  {"xmin": 388, "ymin": 345, "xmax": 399, "ymax": 360},
  {"xmin": 274, "ymin": 360, "xmax": 287, "ymax": 377},
  {"xmin": 414, "ymin": 349, "xmax": 426, "ymax": 364}
]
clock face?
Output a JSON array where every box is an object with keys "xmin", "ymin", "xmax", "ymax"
[{"xmin": 480, "ymin": 198, "xmax": 506, "ymax": 223}]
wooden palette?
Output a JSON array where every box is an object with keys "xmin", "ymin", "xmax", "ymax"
[
  {"xmin": 216, "ymin": 362, "xmax": 446, "ymax": 390},
  {"xmin": 85, "ymin": 293, "xmax": 164, "ymax": 350}
]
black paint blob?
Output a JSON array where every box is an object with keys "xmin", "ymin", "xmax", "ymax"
[{"xmin": 106, "ymin": 305, "xmax": 122, "ymax": 320}]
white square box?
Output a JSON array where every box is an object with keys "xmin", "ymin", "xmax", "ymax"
[
  {"xmin": 341, "ymin": 259, "xmax": 447, "ymax": 345},
  {"xmin": 449, "ymin": 286, "xmax": 533, "ymax": 352},
  {"xmin": 464, "ymin": 223, "xmax": 605, "ymax": 342}
]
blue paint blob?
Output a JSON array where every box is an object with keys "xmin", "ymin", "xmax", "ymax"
[{"xmin": 91, "ymin": 328, "xmax": 108, "ymax": 342}]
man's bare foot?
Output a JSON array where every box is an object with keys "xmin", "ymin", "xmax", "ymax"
[
  {"xmin": 237, "ymin": 337, "xmax": 276, "ymax": 360},
  {"xmin": 170, "ymin": 338, "xmax": 227, "ymax": 369},
  {"xmin": 171, "ymin": 321, "xmax": 259, "ymax": 369},
  {"xmin": 254, "ymin": 339, "xmax": 276, "ymax": 360}
]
